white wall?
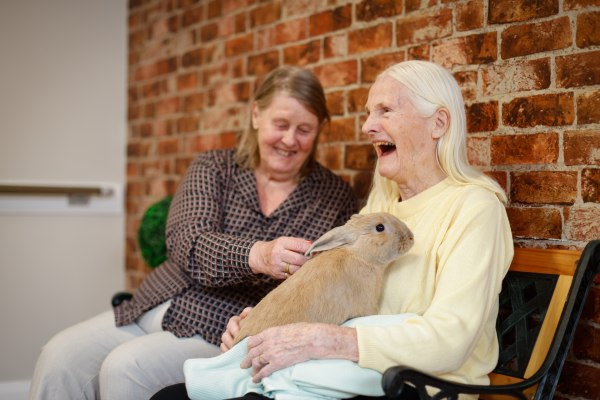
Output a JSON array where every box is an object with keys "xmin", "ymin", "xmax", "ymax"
[{"xmin": 0, "ymin": 0, "xmax": 127, "ymax": 390}]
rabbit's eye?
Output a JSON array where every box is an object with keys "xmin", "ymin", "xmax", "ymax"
[{"xmin": 376, "ymin": 224, "xmax": 385, "ymax": 232}]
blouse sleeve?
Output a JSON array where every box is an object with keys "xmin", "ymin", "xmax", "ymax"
[
  {"xmin": 356, "ymin": 197, "xmax": 513, "ymax": 375},
  {"xmin": 164, "ymin": 153, "xmax": 259, "ymax": 287}
]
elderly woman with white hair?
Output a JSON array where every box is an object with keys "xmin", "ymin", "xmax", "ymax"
[{"xmin": 153, "ymin": 60, "xmax": 514, "ymax": 400}]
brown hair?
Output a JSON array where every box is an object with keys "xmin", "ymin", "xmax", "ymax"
[{"xmin": 235, "ymin": 66, "xmax": 330, "ymax": 176}]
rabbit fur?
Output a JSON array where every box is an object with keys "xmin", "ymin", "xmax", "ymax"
[{"xmin": 232, "ymin": 212, "xmax": 414, "ymax": 345}]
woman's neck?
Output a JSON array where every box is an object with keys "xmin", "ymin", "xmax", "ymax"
[
  {"xmin": 397, "ymin": 168, "xmax": 446, "ymax": 201},
  {"xmin": 254, "ymin": 170, "xmax": 300, "ymax": 216}
]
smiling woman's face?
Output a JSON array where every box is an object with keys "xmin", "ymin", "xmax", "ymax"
[
  {"xmin": 252, "ymin": 92, "xmax": 319, "ymax": 182},
  {"xmin": 362, "ymin": 75, "xmax": 440, "ymax": 186}
]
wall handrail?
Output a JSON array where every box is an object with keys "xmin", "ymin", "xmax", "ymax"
[{"xmin": 0, "ymin": 184, "xmax": 113, "ymax": 197}]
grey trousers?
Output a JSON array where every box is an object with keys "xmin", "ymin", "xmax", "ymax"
[{"xmin": 28, "ymin": 301, "xmax": 221, "ymax": 400}]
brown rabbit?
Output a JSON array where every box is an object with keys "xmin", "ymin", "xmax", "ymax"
[{"xmin": 232, "ymin": 212, "xmax": 414, "ymax": 345}]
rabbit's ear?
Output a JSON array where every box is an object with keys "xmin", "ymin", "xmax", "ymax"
[{"xmin": 305, "ymin": 224, "xmax": 358, "ymax": 257}]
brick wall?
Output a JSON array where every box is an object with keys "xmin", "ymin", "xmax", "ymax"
[{"xmin": 126, "ymin": 0, "xmax": 600, "ymax": 396}]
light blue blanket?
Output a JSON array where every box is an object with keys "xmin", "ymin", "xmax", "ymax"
[{"xmin": 183, "ymin": 314, "xmax": 415, "ymax": 400}]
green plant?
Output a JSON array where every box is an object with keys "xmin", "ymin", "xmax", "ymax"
[{"xmin": 137, "ymin": 196, "xmax": 172, "ymax": 268}]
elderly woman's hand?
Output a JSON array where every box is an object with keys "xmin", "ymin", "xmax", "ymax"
[
  {"xmin": 249, "ymin": 237, "xmax": 312, "ymax": 279},
  {"xmin": 240, "ymin": 323, "xmax": 359, "ymax": 382},
  {"xmin": 220, "ymin": 307, "xmax": 253, "ymax": 352}
]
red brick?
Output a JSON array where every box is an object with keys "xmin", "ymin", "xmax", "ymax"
[
  {"xmin": 177, "ymin": 116, "xmax": 199, "ymax": 133},
  {"xmin": 506, "ymin": 207, "xmax": 562, "ymax": 239},
  {"xmin": 578, "ymin": 90, "xmax": 600, "ymax": 124},
  {"xmin": 141, "ymin": 80, "xmax": 167, "ymax": 98},
  {"xmin": 207, "ymin": 0, "xmax": 221, "ymax": 19},
  {"xmin": 200, "ymin": 22, "xmax": 218, "ymax": 42},
  {"xmin": 349, "ymin": 23, "xmax": 392, "ymax": 54},
  {"xmin": 183, "ymin": 93, "xmax": 204, "ymax": 112},
  {"xmin": 345, "ymin": 144, "xmax": 377, "ymax": 170},
  {"xmin": 309, "ymin": 5, "xmax": 352, "ymax": 36},
  {"xmin": 456, "ymin": 0, "xmax": 484, "ymax": 31},
  {"xmin": 134, "ymin": 57, "xmax": 177, "ymax": 81},
  {"xmin": 208, "ymin": 82, "xmax": 250, "ymax": 106},
  {"xmin": 556, "ymin": 51, "xmax": 600, "ymax": 88},
  {"xmin": 573, "ymin": 323, "xmax": 600, "ymax": 363},
  {"xmin": 181, "ymin": 5, "xmax": 203, "ymax": 28},
  {"xmin": 283, "ymin": 40, "xmax": 320, "ymax": 66},
  {"xmin": 189, "ymin": 132, "xmax": 236, "ymax": 153},
  {"xmin": 361, "ymin": 52, "xmax": 405, "ymax": 83},
  {"xmin": 202, "ymin": 63, "xmax": 228, "ymax": 85},
  {"xmin": 486, "ymin": 171, "xmax": 508, "ymax": 193},
  {"xmin": 564, "ymin": 130, "xmax": 600, "ymax": 166},
  {"xmin": 320, "ymin": 117, "xmax": 356, "ymax": 143},
  {"xmin": 454, "ymin": 71, "xmax": 478, "ymax": 102},
  {"xmin": 432, "ymin": 32, "xmax": 497, "ymax": 67},
  {"xmin": 326, "ymin": 91, "xmax": 344, "ymax": 116},
  {"xmin": 408, "ymin": 44, "xmax": 430, "ymax": 61},
  {"xmin": 250, "ymin": 2, "xmax": 281, "ymax": 27},
  {"xmin": 511, "ymin": 171, "xmax": 577, "ymax": 205},
  {"xmin": 160, "ymin": 119, "xmax": 177, "ymax": 137},
  {"xmin": 577, "ymin": 11, "xmax": 600, "ymax": 48},
  {"xmin": 501, "ymin": 17, "xmax": 571, "ymax": 59},
  {"xmin": 181, "ymin": 48, "xmax": 203, "ymax": 67},
  {"xmin": 248, "ymin": 50, "xmax": 279, "ymax": 75},
  {"xmin": 177, "ymin": 72, "xmax": 198, "ymax": 90},
  {"xmin": 491, "ymin": 133, "xmax": 559, "ymax": 165},
  {"xmin": 347, "ymin": 87, "xmax": 369, "ymax": 114},
  {"xmin": 221, "ymin": 0, "xmax": 252, "ymax": 14},
  {"xmin": 127, "ymin": 106, "xmax": 142, "ymax": 121},
  {"xmin": 149, "ymin": 16, "xmax": 178, "ymax": 40},
  {"xmin": 566, "ymin": 207, "xmax": 600, "ymax": 241},
  {"xmin": 482, "ymin": 58, "xmax": 551, "ymax": 96},
  {"xmin": 582, "ymin": 286, "xmax": 600, "ymax": 324},
  {"xmin": 466, "ymin": 137, "xmax": 489, "ymax": 166},
  {"xmin": 158, "ymin": 137, "xmax": 179, "ymax": 155},
  {"xmin": 315, "ymin": 144, "xmax": 343, "ymax": 170},
  {"xmin": 583, "ymin": 168, "xmax": 600, "ymax": 203},
  {"xmin": 225, "ymin": 33, "xmax": 253, "ymax": 57},
  {"xmin": 352, "ymin": 171, "xmax": 374, "ymax": 201},
  {"xmin": 323, "ymin": 34, "xmax": 347, "ymax": 59},
  {"xmin": 129, "ymin": 30, "xmax": 145, "ymax": 49},
  {"xmin": 502, "ymin": 93, "xmax": 574, "ymax": 128},
  {"xmin": 565, "ymin": 0, "xmax": 600, "ymax": 10},
  {"xmin": 218, "ymin": 13, "xmax": 246, "ymax": 37},
  {"xmin": 557, "ymin": 361, "xmax": 600, "ymax": 398},
  {"xmin": 155, "ymin": 97, "xmax": 180, "ymax": 116},
  {"xmin": 488, "ymin": 0, "xmax": 558, "ymax": 23},
  {"xmin": 466, "ymin": 101, "xmax": 498, "ymax": 133},
  {"xmin": 272, "ymin": 17, "xmax": 307, "ymax": 45},
  {"xmin": 315, "ymin": 60, "xmax": 358, "ymax": 88},
  {"xmin": 397, "ymin": 8, "xmax": 452, "ymax": 47},
  {"xmin": 356, "ymin": 0, "xmax": 403, "ymax": 22}
]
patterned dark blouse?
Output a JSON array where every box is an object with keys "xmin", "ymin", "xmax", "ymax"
[{"xmin": 114, "ymin": 149, "xmax": 357, "ymax": 345}]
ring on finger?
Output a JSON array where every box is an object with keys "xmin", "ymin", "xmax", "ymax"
[{"xmin": 284, "ymin": 262, "xmax": 290, "ymax": 274}]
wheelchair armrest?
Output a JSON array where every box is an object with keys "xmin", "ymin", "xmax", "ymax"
[{"xmin": 111, "ymin": 291, "xmax": 133, "ymax": 307}]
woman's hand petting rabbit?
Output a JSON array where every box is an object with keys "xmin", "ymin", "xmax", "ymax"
[
  {"xmin": 248, "ymin": 237, "xmax": 312, "ymax": 279},
  {"xmin": 240, "ymin": 322, "xmax": 359, "ymax": 383},
  {"xmin": 220, "ymin": 306, "xmax": 253, "ymax": 352}
]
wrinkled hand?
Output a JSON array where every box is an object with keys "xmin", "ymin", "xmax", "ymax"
[
  {"xmin": 220, "ymin": 307, "xmax": 253, "ymax": 352},
  {"xmin": 249, "ymin": 237, "xmax": 311, "ymax": 279},
  {"xmin": 240, "ymin": 323, "xmax": 358, "ymax": 383}
]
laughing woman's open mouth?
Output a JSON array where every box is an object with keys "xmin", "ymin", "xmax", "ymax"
[{"xmin": 374, "ymin": 141, "xmax": 397, "ymax": 157}]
